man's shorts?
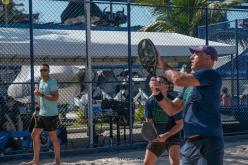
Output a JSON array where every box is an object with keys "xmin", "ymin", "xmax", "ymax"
[
  {"xmin": 146, "ymin": 136, "xmax": 181, "ymax": 157},
  {"xmin": 35, "ymin": 115, "xmax": 58, "ymax": 131},
  {"xmin": 181, "ymin": 136, "xmax": 224, "ymax": 165}
]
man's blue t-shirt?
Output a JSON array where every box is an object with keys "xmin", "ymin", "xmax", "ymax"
[
  {"xmin": 144, "ymin": 94, "xmax": 182, "ymax": 137},
  {"xmin": 178, "ymin": 68, "xmax": 223, "ymax": 138}
]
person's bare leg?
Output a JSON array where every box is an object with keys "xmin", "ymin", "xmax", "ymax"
[
  {"xmin": 21, "ymin": 128, "xmax": 43, "ymax": 165},
  {"xmin": 32, "ymin": 128, "xmax": 43, "ymax": 164},
  {"xmin": 49, "ymin": 131, "xmax": 61, "ymax": 164},
  {"xmin": 168, "ymin": 145, "xmax": 180, "ymax": 165},
  {"xmin": 144, "ymin": 149, "xmax": 157, "ymax": 165}
]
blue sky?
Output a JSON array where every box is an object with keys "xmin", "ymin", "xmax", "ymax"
[
  {"xmin": 16, "ymin": 0, "xmax": 154, "ymax": 26},
  {"xmin": 14, "ymin": 0, "xmax": 248, "ymax": 27}
]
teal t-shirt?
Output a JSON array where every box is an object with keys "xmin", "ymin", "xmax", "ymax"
[{"xmin": 39, "ymin": 78, "xmax": 58, "ymax": 116}]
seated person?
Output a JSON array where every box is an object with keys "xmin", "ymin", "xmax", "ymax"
[
  {"xmin": 221, "ymin": 87, "xmax": 232, "ymax": 107},
  {"xmin": 240, "ymin": 94, "xmax": 247, "ymax": 106},
  {"xmin": 28, "ymin": 103, "xmax": 40, "ymax": 132},
  {"xmin": 1, "ymin": 96, "xmax": 23, "ymax": 131}
]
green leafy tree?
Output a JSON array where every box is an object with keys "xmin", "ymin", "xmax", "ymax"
[
  {"xmin": 137, "ymin": 0, "xmax": 244, "ymax": 37},
  {"xmin": 0, "ymin": 0, "xmax": 39, "ymax": 23}
]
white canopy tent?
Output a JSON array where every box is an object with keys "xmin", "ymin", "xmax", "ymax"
[
  {"xmin": 0, "ymin": 28, "xmax": 236, "ymax": 64},
  {"xmin": 1, "ymin": 28, "xmax": 236, "ymax": 104}
]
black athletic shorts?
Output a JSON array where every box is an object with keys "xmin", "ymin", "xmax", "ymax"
[
  {"xmin": 146, "ymin": 136, "xmax": 181, "ymax": 157},
  {"xmin": 35, "ymin": 115, "xmax": 58, "ymax": 131}
]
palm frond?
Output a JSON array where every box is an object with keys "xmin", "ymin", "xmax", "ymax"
[{"xmin": 139, "ymin": 0, "xmax": 245, "ymax": 39}]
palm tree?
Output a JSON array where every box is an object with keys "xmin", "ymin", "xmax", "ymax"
[
  {"xmin": 0, "ymin": 0, "xmax": 39, "ymax": 23},
  {"xmin": 136, "ymin": 0, "xmax": 244, "ymax": 37}
]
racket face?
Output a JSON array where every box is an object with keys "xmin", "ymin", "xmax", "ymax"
[
  {"xmin": 141, "ymin": 122, "xmax": 158, "ymax": 142},
  {"xmin": 138, "ymin": 38, "xmax": 158, "ymax": 76}
]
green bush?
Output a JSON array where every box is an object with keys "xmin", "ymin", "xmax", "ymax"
[
  {"xmin": 135, "ymin": 104, "xmax": 145, "ymax": 123},
  {"xmin": 75, "ymin": 107, "xmax": 86, "ymax": 125}
]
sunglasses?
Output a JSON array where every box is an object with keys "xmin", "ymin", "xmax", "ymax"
[{"xmin": 40, "ymin": 69, "xmax": 48, "ymax": 72}]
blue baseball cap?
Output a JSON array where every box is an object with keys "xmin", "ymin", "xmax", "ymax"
[{"xmin": 189, "ymin": 45, "xmax": 218, "ymax": 61}]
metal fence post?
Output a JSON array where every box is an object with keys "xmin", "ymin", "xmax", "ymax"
[
  {"xmin": 85, "ymin": 0, "xmax": 93, "ymax": 146},
  {"xmin": 205, "ymin": 7, "xmax": 208, "ymax": 46},
  {"xmin": 235, "ymin": 19, "xmax": 240, "ymax": 109},
  {"xmin": 231, "ymin": 53, "xmax": 234, "ymax": 104},
  {"xmin": 29, "ymin": 0, "xmax": 35, "ymax": 113},
  {"xmin": 127, "ymin": 1, "xmax": 133, "ymax": 144}
]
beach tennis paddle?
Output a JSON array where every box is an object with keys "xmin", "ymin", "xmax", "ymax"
[
  {"xmin": 137, "ymin": 38, "xmax": 158, "ymax": 77},
  {"xmin": 141, "ymin": 122, "xmax": 158, "ymax": 142}
]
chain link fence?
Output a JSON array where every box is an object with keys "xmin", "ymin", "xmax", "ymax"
[
  {"xmin": 199, "ymin": 8, "xmax": 248, "ymax": 134},
  {"xmin": 0, "ymin": 0, "xmax": 248, "ymax": 155}
]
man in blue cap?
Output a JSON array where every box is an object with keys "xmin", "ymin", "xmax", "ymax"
[{"xmin": 149, "ymin": 45, "xmax": 224, "ymax": 164}]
